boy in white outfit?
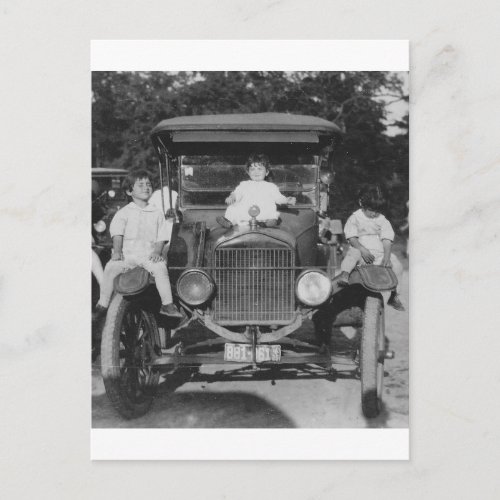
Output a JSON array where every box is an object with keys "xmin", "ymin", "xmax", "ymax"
[
  {"xmin": 94, "ymin": 170, "xmax": 182, "ymax": 319},
  {"xmin": 217, "ymin": 154, "xmax": 295, "ymax": 228},
  {"xmin": 338, "ymin": 184, "xmax": 405, "ymax": 311}
]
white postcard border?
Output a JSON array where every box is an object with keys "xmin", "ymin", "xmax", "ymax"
[
  {"xmin": 90, "ymin": 39, "xmax": 409, "ymax": 460},
  {"xmin": 91, "ymin": 40, "xmax": 409, "ymax": 71},
  {"xmin": 92, "ymin": 429, "xmax": 409, "ymax": 460}
]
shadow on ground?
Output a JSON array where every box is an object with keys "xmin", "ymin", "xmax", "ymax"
[{"xmin": 93, "ymin": 388, "xmax": 296, "ymax": 428}]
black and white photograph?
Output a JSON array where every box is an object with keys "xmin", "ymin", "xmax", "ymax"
[
  {"xmin": 91, "ymin": 66, "xmax": 409, "ymax": 436},
  {"xmin": 4, "ymin": 0, "xmax": 500, "ymax": 494}
]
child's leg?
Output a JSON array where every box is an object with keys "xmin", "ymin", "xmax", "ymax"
[
  {"xmin": 142, "ymin": 260, "xmax": 173, "ymax": 305},
  {"xmin": 386, "ymin": 253, "xmax": 405, "ymax": 310},
  {"xmin": 224, "ymin": 205, "xmax": 238, "ymax": 225},
  {"xmin": 92, "ymin": 249, "xmax": 104, "ymax": 286},
  {"xmin": 98, "ymin": 260, "xmax": 130, "ymax": 308},
  {"xmin": 337, "ymin": 247, "xmax": 363, "ymax": 285},
  {"xmin": 381, "ymin": 253, "xmax": 403, "ymax": 297},
  {"xmin": 340, "ymin": 247, "xmax": 363, "ymax": 273},
  {"xmin": 390, "ymin": 253, "xmax": 403, "ymax": 280}
]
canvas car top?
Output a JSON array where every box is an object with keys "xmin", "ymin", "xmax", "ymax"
[
  {"xmin": 91, "ymin": 167, "xmax": 129, "ymax": 176},
  {"xmin": 151, "ymin": 113, "xmax": 341, "ymax": 134},
  {"xmin": 152, "ymin": 113, "xmax": 340, "ymax": 135},
  {"xmin": 151, "ymin": 113, "xmax": 341, "ymax": 154}
]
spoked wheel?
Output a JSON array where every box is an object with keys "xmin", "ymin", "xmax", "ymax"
[
  {"xmin": 91, "ymin": 274, "xmax": 101, "ymax": 362},
  {"xmin": 101, "ymin": 294, "xmax": 161, "ymax": 419},
  {"xmin": 360, "ymin": 295, "xmax": 385, "ymax": 418}
]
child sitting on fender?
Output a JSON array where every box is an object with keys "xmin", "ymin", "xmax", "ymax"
[
  {"xmin": 217, "ymin": 153, "xmax": 295, "ymax": 228},
  {"xmin": 338, "ymin": 184, "xmax": 405, "ymax": 311},
  {"xmin": 93, "ymin": 169, "xmax": 182, "ymax": 320}
]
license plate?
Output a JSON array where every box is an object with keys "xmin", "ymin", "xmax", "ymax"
[{"xmin": 224, "ymin": 343, "xmax": 281, "ymax": 363}]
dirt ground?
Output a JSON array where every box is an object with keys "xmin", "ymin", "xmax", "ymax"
[{"xmin": 92, "ymin": 263, "xmax": 408, "ymax": 429}]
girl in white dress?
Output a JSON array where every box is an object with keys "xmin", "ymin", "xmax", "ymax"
[
  {"xmin": 338, "ymin": 184, "xmax": 405, "ymax": 311},
  {"xmin": 217, "ymin": 154, "xmax": 295, "ymax": 228}
]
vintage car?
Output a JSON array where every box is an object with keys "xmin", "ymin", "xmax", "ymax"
[
  {"xmin": 91, "ymin": 167, "xmax": 129, "ymax": 252},
  {"xmin": 91, "ymin": 167, "xmax": 128, "ymax": 357},
  {"xmin": 99, "ymin": 113, "xmax": 396, "ymax": 420},
  {"xmin": 92, "ymin": 167, "xmax": 128, "ymax": 300}
]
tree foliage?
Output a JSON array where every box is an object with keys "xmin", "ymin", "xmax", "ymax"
[{"xmin": 92, "ymin": 71, "xmax": 408, "ymax": 224}]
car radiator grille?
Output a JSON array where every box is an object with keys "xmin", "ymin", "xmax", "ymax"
[{"xmin": 211, "ymin": 247, "xmax": 295, "ymax": 324}]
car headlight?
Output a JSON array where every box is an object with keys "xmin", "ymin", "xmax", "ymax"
[
  {"xmin": 94, "ymin": 220, "xmax": 106, "ymax": 233},
  {"xmin": 176, "ymin": 269, "xmax": 215, "ymax": 306},
  {"xmin": 295, "ymin": 270, "xmax": 332, "ymax": 306}
]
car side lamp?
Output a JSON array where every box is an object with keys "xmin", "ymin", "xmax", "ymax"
[
  {"xmin": 319, "ymin": 170, "xmax": 334, "ymax": 186},
  {"xmin": 94, "ymin": 220, "xmax": 106, "ymax": 233},
  {"xmin": 318, "ymin": 218, "xmax": 343, "ymax": 278}
]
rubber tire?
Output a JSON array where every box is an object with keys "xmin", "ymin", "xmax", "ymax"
[
  {"xmin": 360, "ymin": 295, "xmax": 385, "ymax": 418},
  {"xmin": 101, "ymin": 294, "xmax": 159, "ymax": 419}
]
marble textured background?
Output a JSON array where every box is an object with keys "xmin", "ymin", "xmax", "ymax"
[{"xmin": 1, "ymin": 0, "xmax": 499, "ymax": 498}]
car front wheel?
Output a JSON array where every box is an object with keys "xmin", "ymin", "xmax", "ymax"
[
  {"xmin": 100, "ymin": 294, "xmax": 160, "ymax": 419},
  {"xmin": 360, "ymin": 295, "xmax": 385, "ymax": 418}
]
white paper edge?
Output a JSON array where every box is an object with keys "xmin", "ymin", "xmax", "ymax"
[
  {"xmin": 91, "ymin": 40, "xmax": 409, "ymax": 71},
  {"xmin": 92, "ymin": 429, "xmax": 409, "ymax": 460}
]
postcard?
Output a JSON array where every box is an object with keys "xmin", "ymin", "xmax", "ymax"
[{"xmin": 90, "ymin": 40, "xmax": 409, "ymax": 460}]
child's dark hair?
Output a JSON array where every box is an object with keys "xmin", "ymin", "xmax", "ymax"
[
  {"xmin": 246, "ymin": 153, "xmax": 270, "ymax": 170},
  {"xmin": 123, "ymin": 169, "xmax": 153, "ymax": 192},
  {"xmin": 358, "ymin": 184, "xmax": 387, "ymax": 212}
]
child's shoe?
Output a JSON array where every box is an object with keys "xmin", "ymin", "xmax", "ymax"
[
  {"xmin": 92, "ymin": 304, "xmax": 108, "ymax": 322},
  {"xmin": 216, "ymin": 216, "xmax": 233, "ymax": 228},
  {"xmin": 263, "ymin": 219, "xmax": 279, "ymax": 227},
  {"xmin": 160, "ymin": 303, "xmax": 183, "ymax": 319},
  {"xmin": 388, "ymin": 293, "xmax": 405, "ymax": 311},
  {"xmin": 337, "ymin": 271, "xmax": 350, "ymax": 287}
]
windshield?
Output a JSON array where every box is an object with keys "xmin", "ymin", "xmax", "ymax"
[{"xmin": 180, "ymin": 155, "xmax": 318, "ymax": 207}]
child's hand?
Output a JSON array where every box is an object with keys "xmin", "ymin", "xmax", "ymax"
[
  {"xmin": 360, "ymin": 248, "xmax": 375, "ymax": 264},
  {"xmin": 286, "ymin": 196, "xmax": 296, "ymax": 206},
  {"xmin": 225, "ymin": 193, "xmax": 236, "ymax": 205},
  {"xmin": 382, "ymin": 256, "xmax": 392, "ymax": 267},
  {"xmin": 149, "ymin": 251, "xmax": 164, "ymax": 263},
  {"xmin": 111, "ymin": 251, "xmax": 123, "ymax": 261}
]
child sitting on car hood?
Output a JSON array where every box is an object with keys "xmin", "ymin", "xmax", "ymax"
[{"xmin": 217, "ymin": 153, "xmax": 295, "ymax": 228}]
